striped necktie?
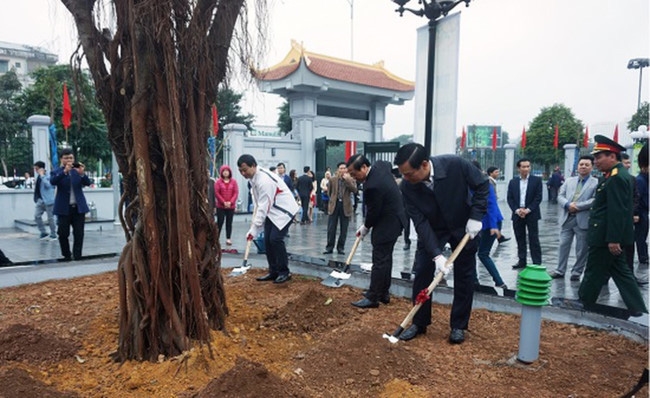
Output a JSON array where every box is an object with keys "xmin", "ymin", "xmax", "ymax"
[{"xmin": 572, "ymin": 179, "xmax": 584, "ymax": 202}]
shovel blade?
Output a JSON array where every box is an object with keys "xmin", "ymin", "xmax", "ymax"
[
  {"xmin": 330, "ymin": 270, "xmax": 351, "ymax": 280},
  {"xmin": 229, "ymin": 265, "xmax": 251, "ymax": 277},
  {"xmin": 321, "ymin": 275, "xmax": 346, "ymax": 288}
]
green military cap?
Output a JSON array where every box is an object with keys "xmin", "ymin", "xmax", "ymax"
[{"xmin": 591, "ymin": 134, "xmax": 626, "ymax": 155}]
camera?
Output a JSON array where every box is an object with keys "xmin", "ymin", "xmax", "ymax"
[{"xmin": 72, "ymin": 162, "xmax": 81, "ymax": 168}]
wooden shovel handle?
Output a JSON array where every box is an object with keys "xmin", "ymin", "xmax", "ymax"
[
  {"xmin": 243, "ymin": 200, "xmax": 258, "ymax": 264},
  {"xmin": 394, "ymin": 233, "xmax": 471, "ymax": 333},
  {"xmin": 344, "ymin": 236, "xmax": 362, "ymax": 267},
  {"xmin": 243, "ymin": 239, "xmax": 253, "ymax": 262}
]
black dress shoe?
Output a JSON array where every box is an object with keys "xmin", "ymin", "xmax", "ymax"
[
  {"xmin": 449, "ymin": 328, "xmax": 465, "ymax": 344},
  {"xmin": 323, "ymin": 249, "xmax": 333, "ymax": 254},
  {"xmin": 549, "ymin": 272, "xmax": 564, "ymax": 279},
  {"xmin": 351, "ymin": 298, "xmax": 379, "ymax": 308},
  {"xmin": 498, "ymin": 236, "xmax": 511, "ymax": 243},
  {"xmin": 403, "ymin": 242, "xmax": 411, "ymax": 250},
  {"xmin": 337, "ymin": 249, "xmax": 345, "ymax": 255},
  {"xmin": 398, "ymin": 324, "xmax": 426, "ymax": 341},
  {"xmin": 273, "ymin": 274, "xmax": 292, "ymax": 284},
  {"xmin": 256, "ymin": 273, "xmax": 278, "ymax": 282},
  {"xmin": 512, "ymin": 263, "xmax": 526, "ymax": 270},
  {"xmin": 363, "ymin": 291, "xmax": 390, "ymax": 304}
]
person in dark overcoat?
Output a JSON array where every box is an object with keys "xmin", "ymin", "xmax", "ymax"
[
  {"xmin": 394, "ymin": 143, "xmax": 488, "ymax": 344},
  {"xmin": 346, "ymin": 154, "xmax": 404, "ymax": 308}
]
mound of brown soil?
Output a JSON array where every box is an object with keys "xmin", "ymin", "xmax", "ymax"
[
  {"xmin": 189, "ymin": 357, "xmax": 306, "ymax": 398},
  {"xmin": 263, "ymin": 287, "xmax": 358, "ymax": 333},
  {"xmin": 0, "ymin": 367, "xmax": 79, "ymax": 398},
  {"xmin": 297, "ymin": 327, "xmax": 429, "ymax": 396},
  {"xmin": 0, "ymin": 324, "xmax": 79, "ymax": 364},
  {"xmin": 0, "ymin": 268, "xmax": 646, "ymax": 397}
]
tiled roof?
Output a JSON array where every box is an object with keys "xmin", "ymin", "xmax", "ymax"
[
  {"xmin": 255, "ymin": 62, "xmax": 300, "ymax": 81},
  {"xmin": 256, "ymin": 41, "xmax": 414, "ymax": 92}
]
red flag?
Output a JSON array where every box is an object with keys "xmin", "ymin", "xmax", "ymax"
[
  {"xmin": 521, "ymin": 126, "xmax": 527, "ymax": 149},
  {"xmin": 62, "ymin": 83, "xmax": 72, "ymax": 130},
  {"xmin": 583, "ymin": 126, "xmax": 589, "ymax": 148},
  {"xmin": 460, "ymin": 126, "xmax": 466, "ymax": 149},
  {"xmin": 345, "ymin": 141, "xmax": 357, "ymax": 160},
  {"xmin": 613, "ymin": 124, "xmax": 619, "ymax": 143},
  {"xmin": 553, "ymin": 124, "xmax": 559, "ymax": 149},
  {"xmin": 211, "ymin": 104, "xmax": 219, "ymax": 136},
  {"xmin": 491, "ymin": 126, "xmax": 497, "ymax": 151}
]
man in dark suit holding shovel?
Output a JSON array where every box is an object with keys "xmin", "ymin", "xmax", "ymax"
[
  {"xmin": 346, "ymin": 154, "xmax": 404, "ymax": 308},
  {"xmin": 394, "ymin": 143, "xmax": 488, "ymax": 344}
]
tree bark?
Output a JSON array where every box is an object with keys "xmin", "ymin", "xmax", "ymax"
[{"xmin": 60, "ymin": 0, "xmax": 247, "ymax": 361}]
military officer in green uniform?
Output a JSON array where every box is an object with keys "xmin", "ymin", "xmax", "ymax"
[{"xmin": 578, "ymin": 135, "xmax": 647, "ymax": 316}]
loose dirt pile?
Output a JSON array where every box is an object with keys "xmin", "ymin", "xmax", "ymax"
[{"xmin": 0, "ymin": 268, "xmax": 646, "ymax": 397}]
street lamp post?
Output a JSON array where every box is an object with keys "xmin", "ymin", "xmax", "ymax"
[
  {"xmin": 627, "ymin": 58, "xmax": 649, "ymax": 110},
  {"xmin": 392, "ymin": 0, "xmax": 471, "ymax": 156}
]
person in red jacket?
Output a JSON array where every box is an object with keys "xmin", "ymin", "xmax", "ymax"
[{"xmin": 214, "ymin": 165, "xmax": 239, "ymax": 246}]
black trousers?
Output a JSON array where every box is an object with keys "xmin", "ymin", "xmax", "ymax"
[
  {"xmin": 548, "ymin": 187, "xmax": 559, "ymax": 203},
  {"xmin": 263, "ymin": 218, "xmax": 291, "ymax": 276},
  {"xmin": 635, "ymin": 213, "xmax": 649, "ymax": 265},
  {"xmin": 216, "ymin": 208, "xmax": 235, "ymax": 239},
  {"xmin": 326, "ymin": 201, "xmax": 350, "ymax": 252},
  {"xmin": 366, "ymin": 239, "xmax": 397, "ymax": 301},
  {"xmin": 412, "ymin": 232, "xmax": 478, "ymax": 330},
  {"xmin": 512, "ymin": 216, "xmax": 541, "ymax": 265},
  {"xmin": 400, "ymin": 212, "xmax": 411, "ymax": 244},
  {"xmin": 57, "ymin": 206, "xmax": 86, "ymax": 259},
  {"xmin": 299, "ymin": 195, "xmax": 310, "ymax": 222}
]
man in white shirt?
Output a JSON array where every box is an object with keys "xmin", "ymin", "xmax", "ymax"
[
  {"xmin": 237, "ymin": 154, "xmax": 299, "ymax": 284},
  {"xmin": 507, "ymin": 158, "xmax": 543, "ymax": 269}
]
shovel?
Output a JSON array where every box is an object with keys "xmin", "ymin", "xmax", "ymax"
[
  {"xmin": 228, "ymin": 239, "xmax": 253, "ymax": 277},
  {"xmin": 321, "ymin": 236, "xmax": 362, "ymax": 288},
  {"xmin": 383, "ymin": 233, "xmax": 470, "ymax": 343},
  {"xmin": 229, "ymin": 202, "xmax": 258, "ymax": 277}
]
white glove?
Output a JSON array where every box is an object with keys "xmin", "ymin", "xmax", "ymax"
[
  {"xmin": 434, "ymin": 255, "xmax": 452, "ymax": 277},
  {"xmin": 246, "ymin": 225, "xmax": 262, "ymax": 241},
  {"xmin": 356, "ymin": 225, "xmax": 369, "ymax": 239},
  {"xmin": 465, "ymin": 218, "xmax": 483, "ymax": 239}
]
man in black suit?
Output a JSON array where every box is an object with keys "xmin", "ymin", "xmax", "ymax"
[
  {"xmin": 296, "ymin": 166, "xmax": 314, "ymax": 224},
  {"xmin": 346, "ymin": 154, "xmax": 404, "ymax": 308},
  {"xmin": 394, "ymin": 143, "xmax": 488, "ymax": 344},
  {"xmin": 507, "ymin": 158, "xmax": 543, "ymax": 269}
]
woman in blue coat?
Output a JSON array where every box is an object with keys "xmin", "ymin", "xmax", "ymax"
[{"xmin": 473, "ymin": 162, "xmax": 506, "ymax": 289}]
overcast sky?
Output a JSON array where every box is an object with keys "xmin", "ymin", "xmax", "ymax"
[{"xmin": 2, "ymin": 0, "xmax": 649, "ymax": 142}]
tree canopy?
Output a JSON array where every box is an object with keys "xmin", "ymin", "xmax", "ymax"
[
  {"xmin": 216, "ymin": 87, "xmax": 255, "ymax": 130},
  {"xmin": 628, "ymin": 101, "xmax": 649, "ymax": 132},
  {"xmin": 17, "ymin": 64, "xmax": 111, "ymax": 171},
  {"xmin": 525, "ymin": 103, "xmax": 583, "ymax": 171},
  {"xmin": 0, "ymin": 70, "xmax": 28, "ymax": 176},
  {"xmin": 277, "ymin": 100, "xmax": 291, "ymax": 133}
]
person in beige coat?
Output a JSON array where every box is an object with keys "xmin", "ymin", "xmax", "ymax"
[{"xmin": 324, "ymin": 162, "xmax": 358, "ymax": 254}]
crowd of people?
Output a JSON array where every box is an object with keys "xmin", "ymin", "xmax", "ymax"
[
  {"xmin": 7, "ymin": 138, "xmax": 647, "ymax": 342},
  {"xmin": 230, "ymin": 137, "xmax": 648, "ymax": 343}
]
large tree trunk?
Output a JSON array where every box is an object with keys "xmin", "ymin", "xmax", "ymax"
[{"xmin": 60, "ymin": 0, "xmax": 248, "ymax": 361}]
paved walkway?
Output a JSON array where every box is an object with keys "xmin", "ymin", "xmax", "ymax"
[{"xmin": 1, "ymin": 200, "xmax": 647, "ymax": 340}]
